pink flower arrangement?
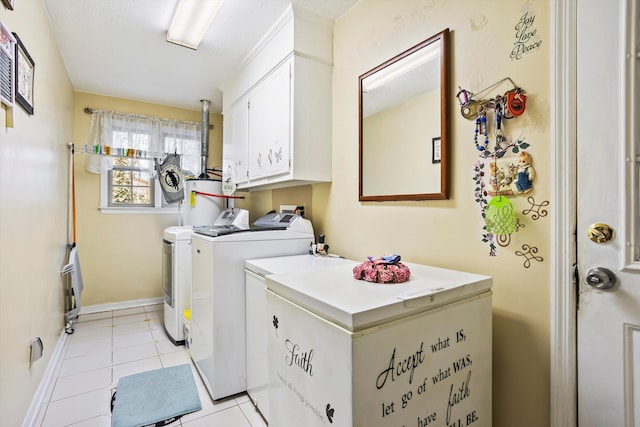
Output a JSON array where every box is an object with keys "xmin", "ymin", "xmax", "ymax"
[{"xmin": 352, "ymin": 256, "xmax": 411, "ymax": 284}]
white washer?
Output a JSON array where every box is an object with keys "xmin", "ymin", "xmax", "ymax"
[
  {"xmin": 162, "ymin": 209, "xmax": 249, "ymax": 345},
  {"xmin": 190, "ymin": 211, "xmax": 315, "ymax": 400},
  {"xmin": 244, "ymin": 254, "xmax": 357, "ymax": 422}
]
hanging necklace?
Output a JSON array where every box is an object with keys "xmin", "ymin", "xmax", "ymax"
[
  {"xmin": 474, "ymin": 113, "xmax": 489, "ymax": 152},
  {"xmin": 494, "ymin": 100, "xmax": 505, "ymax": 149}
]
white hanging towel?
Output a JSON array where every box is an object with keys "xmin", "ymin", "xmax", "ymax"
[{"xmin": 61, "ymin": 244, "xmax": 83, "ymax": 331}]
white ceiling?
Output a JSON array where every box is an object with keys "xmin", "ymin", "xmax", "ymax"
[{"xmin": 43, "ymin": 0, "xmax": 358, "ymax": 113}]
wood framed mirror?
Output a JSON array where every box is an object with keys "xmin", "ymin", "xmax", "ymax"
[{"xmin": 359, "ymin": 28, "xmax": 450, "ymax": 201}]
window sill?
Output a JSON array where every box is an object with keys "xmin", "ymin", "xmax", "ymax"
[{"xmin": 99, "ymin": 206, "xmax": 182, "ymax": 215}]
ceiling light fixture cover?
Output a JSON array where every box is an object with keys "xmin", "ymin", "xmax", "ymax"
[{"xmin": 167, "ymin": 0, "xmax": 224, "ymax": 50}]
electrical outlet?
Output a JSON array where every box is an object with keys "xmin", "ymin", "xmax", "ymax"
[
  {"xmin": 30, "ymin": 337, "xmax": 43, "ymax": 366},
  {"xmin": 280, "ymin": 204, "xmax": 305, "ymax": 217},
  {"xmin": 280, "ymin": 204, "xmax": 296, "ymax": 213}
]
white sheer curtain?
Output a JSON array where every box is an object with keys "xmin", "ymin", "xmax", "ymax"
[{"xmin": 85, "ymin": 110, "xmax": 201, "ymax": 174}]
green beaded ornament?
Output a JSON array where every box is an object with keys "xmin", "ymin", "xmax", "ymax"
[{"xmin": 485, "ymin": 196, "xmax": 516, "ymax": 235}]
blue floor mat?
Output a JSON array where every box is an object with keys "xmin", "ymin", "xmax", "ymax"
[{"xmin": 111, "ymin": 364, "xmax": 202, "ymax": 427}]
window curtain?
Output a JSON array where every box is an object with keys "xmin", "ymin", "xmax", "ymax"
[{"xmin": 85, "ymin": 110, "xmax": 201, "ymax": 174}]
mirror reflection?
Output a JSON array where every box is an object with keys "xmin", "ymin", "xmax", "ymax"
[{"xmin": 359, "ymin": 29, "xmax": 449, "ymax": 201}]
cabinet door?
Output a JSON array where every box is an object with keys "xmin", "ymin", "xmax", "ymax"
[
  {"xmin": 222, "ymin": 95, "xmax": 249, "ymax": 184},
  {"xmin": 248, "ymin": 60, "xmax": 291, "ymax": 180}
]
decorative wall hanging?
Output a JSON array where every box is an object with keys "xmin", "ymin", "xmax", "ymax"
[
  {"xmin": 13, "ymin": 33, "xmax": 34, "ymax": 115},
  {"xmin": 472, "ymin": 138, "xmax": 531, "ymax": 256},
  {"xmin": 485, "ymin": 195, "xmax": 516, "ymax": 235},
  {"xmin": 459, "ymin": 82, "xmax": 526, "ymax": 144},
  {"xmin": 487, "ymin": 150, "xmax": 535, "ymax": 195},
  {"xmin": 495, "ymin": 218, "xmax": 526, "ymax": 248},
  {"xmin": 154, "ymin": 153, "xmax": 185, "ymax": 204},
  {"xmin": 462, "ymin": 78, "xmax": 542, "ymax": 259},
  {"xmin": 0, "ymin": 21, "xmax": 15, "ymax": 108},
  {"xmin": 472, "ymin": 159, "xmax": 497, "ymax": 256}
]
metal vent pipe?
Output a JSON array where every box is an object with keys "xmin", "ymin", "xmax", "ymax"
[{"xmin": 199, "ymin": 99, "xmax": 211, "ymax": 179}]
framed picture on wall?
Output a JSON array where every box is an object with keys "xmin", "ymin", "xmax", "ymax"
[
  {"xmin": 0, "ymin": 21, "xmax": 15, "ymax": 107},
  {"xmin": 432, "ymin": 137, "xmax": 441, "ymax": 163},
  {"xmin": 13, "ymin": 32, "xmax": 34, "ymax": 115}
]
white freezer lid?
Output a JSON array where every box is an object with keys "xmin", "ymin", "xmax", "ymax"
[
  {"xmin": 245, "ymin": 254, "xmax": 357, "ymax": 277},
  {"xmin": 266, "ymin": 262, "xmax": 492, "ymax": 332}
]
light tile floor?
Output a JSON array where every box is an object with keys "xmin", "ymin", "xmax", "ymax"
[{"xmin": 40, "ymin": 304, "xmax": 267, "ymax": 427}]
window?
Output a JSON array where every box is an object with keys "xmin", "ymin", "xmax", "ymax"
[
  {"xmin": 108, "ymin": 158, "xmax": 153, "ymax": 207},
  {"xmin": 88, "ymin": 110, "xmax": 201, "ymax": 213}
]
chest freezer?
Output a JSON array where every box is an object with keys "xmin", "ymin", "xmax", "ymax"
[
  {"xmin": 245, "ymin": 254, "xmax": 357, "ymax": 422},
  {"xmin": 266, "ymin": 262, "xmax": 492, "ymax": 427}
]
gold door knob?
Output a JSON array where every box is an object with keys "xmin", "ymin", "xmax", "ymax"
[{"xmin": 587, "ymin": 223, "xmax": 614, "ymax": 243}]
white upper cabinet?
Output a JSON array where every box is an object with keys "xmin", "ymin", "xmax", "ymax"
[
  {"xmin": 223, "ymin": 93, "xmax": 249, "ymax": 184},
  {"xmin": 248, "ymin": 59, "xmax": 291, "ymax": 181},
  {"xmin": 222, "ymin": 7, "xmax": 332, "ymax": 191}
]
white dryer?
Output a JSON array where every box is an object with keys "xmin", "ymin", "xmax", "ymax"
[{"xmin": 190, "ymin": 211, "xmax": 314, "ymax": 401}]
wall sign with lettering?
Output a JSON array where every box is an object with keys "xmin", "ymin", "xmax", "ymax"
[
  {"xmin": 267, "ymin": 289, "xmax": 492, "ymax": 426},
  {"xmin": 511, "ymin": 9, "xmax": 543, "ymax": 60}
]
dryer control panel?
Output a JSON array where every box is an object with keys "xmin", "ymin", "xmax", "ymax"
[
  {"xmin": 253, "ymin": 212, "xmax": 298, "ymax": 227},
  {"xmin": 214, "ymin": 208, "xmax": 249, "ymax": 228}
]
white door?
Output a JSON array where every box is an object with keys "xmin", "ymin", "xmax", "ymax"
[{"xmin": 577, "ymin": 0, "xmax": 640, "ymax": 425}]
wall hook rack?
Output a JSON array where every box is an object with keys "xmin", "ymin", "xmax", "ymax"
[{"xmin": 457, "ymin": 77, "xmax": 526, "ymax": 122}]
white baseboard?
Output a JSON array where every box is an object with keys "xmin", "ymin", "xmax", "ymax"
[
  {"xmin": 22, "ymin": 329, "xmax": 70, "ymax": 427},
  {"xmin": 79, "ymin": 297, "xmax": 164, "ymax": 315}
]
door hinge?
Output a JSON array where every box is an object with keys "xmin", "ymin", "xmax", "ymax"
[
  {"xmin": 573, "ymin": 263, "xmax": 580, "ymax": 310},
  {"xmin": 572, "ymin": 225, "xmax": 579, "ymax": 310}
]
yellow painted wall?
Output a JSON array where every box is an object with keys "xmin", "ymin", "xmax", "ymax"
[
  {"xmin": 72, "ymin": 92, "xmax": 223, "ymax": 306},
  {"xmin": 256, "ymin": 1, "xmax": 552, "ymax": 425},
  {"xmin": 327, "ymin": 1, "xmax": 550, "ymax": 425},
  {"xmin": 0, "ymin": 2, "xmax": 75, "ymax": 425}
]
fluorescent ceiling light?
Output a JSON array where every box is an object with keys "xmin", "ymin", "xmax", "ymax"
[
  {"xmin": 362, "ymin": 42, "xmax": 441, "ymax": 93},
  {"xmin": 167, "ymin": 0, "xmax": 223, "ymax": 50}
]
